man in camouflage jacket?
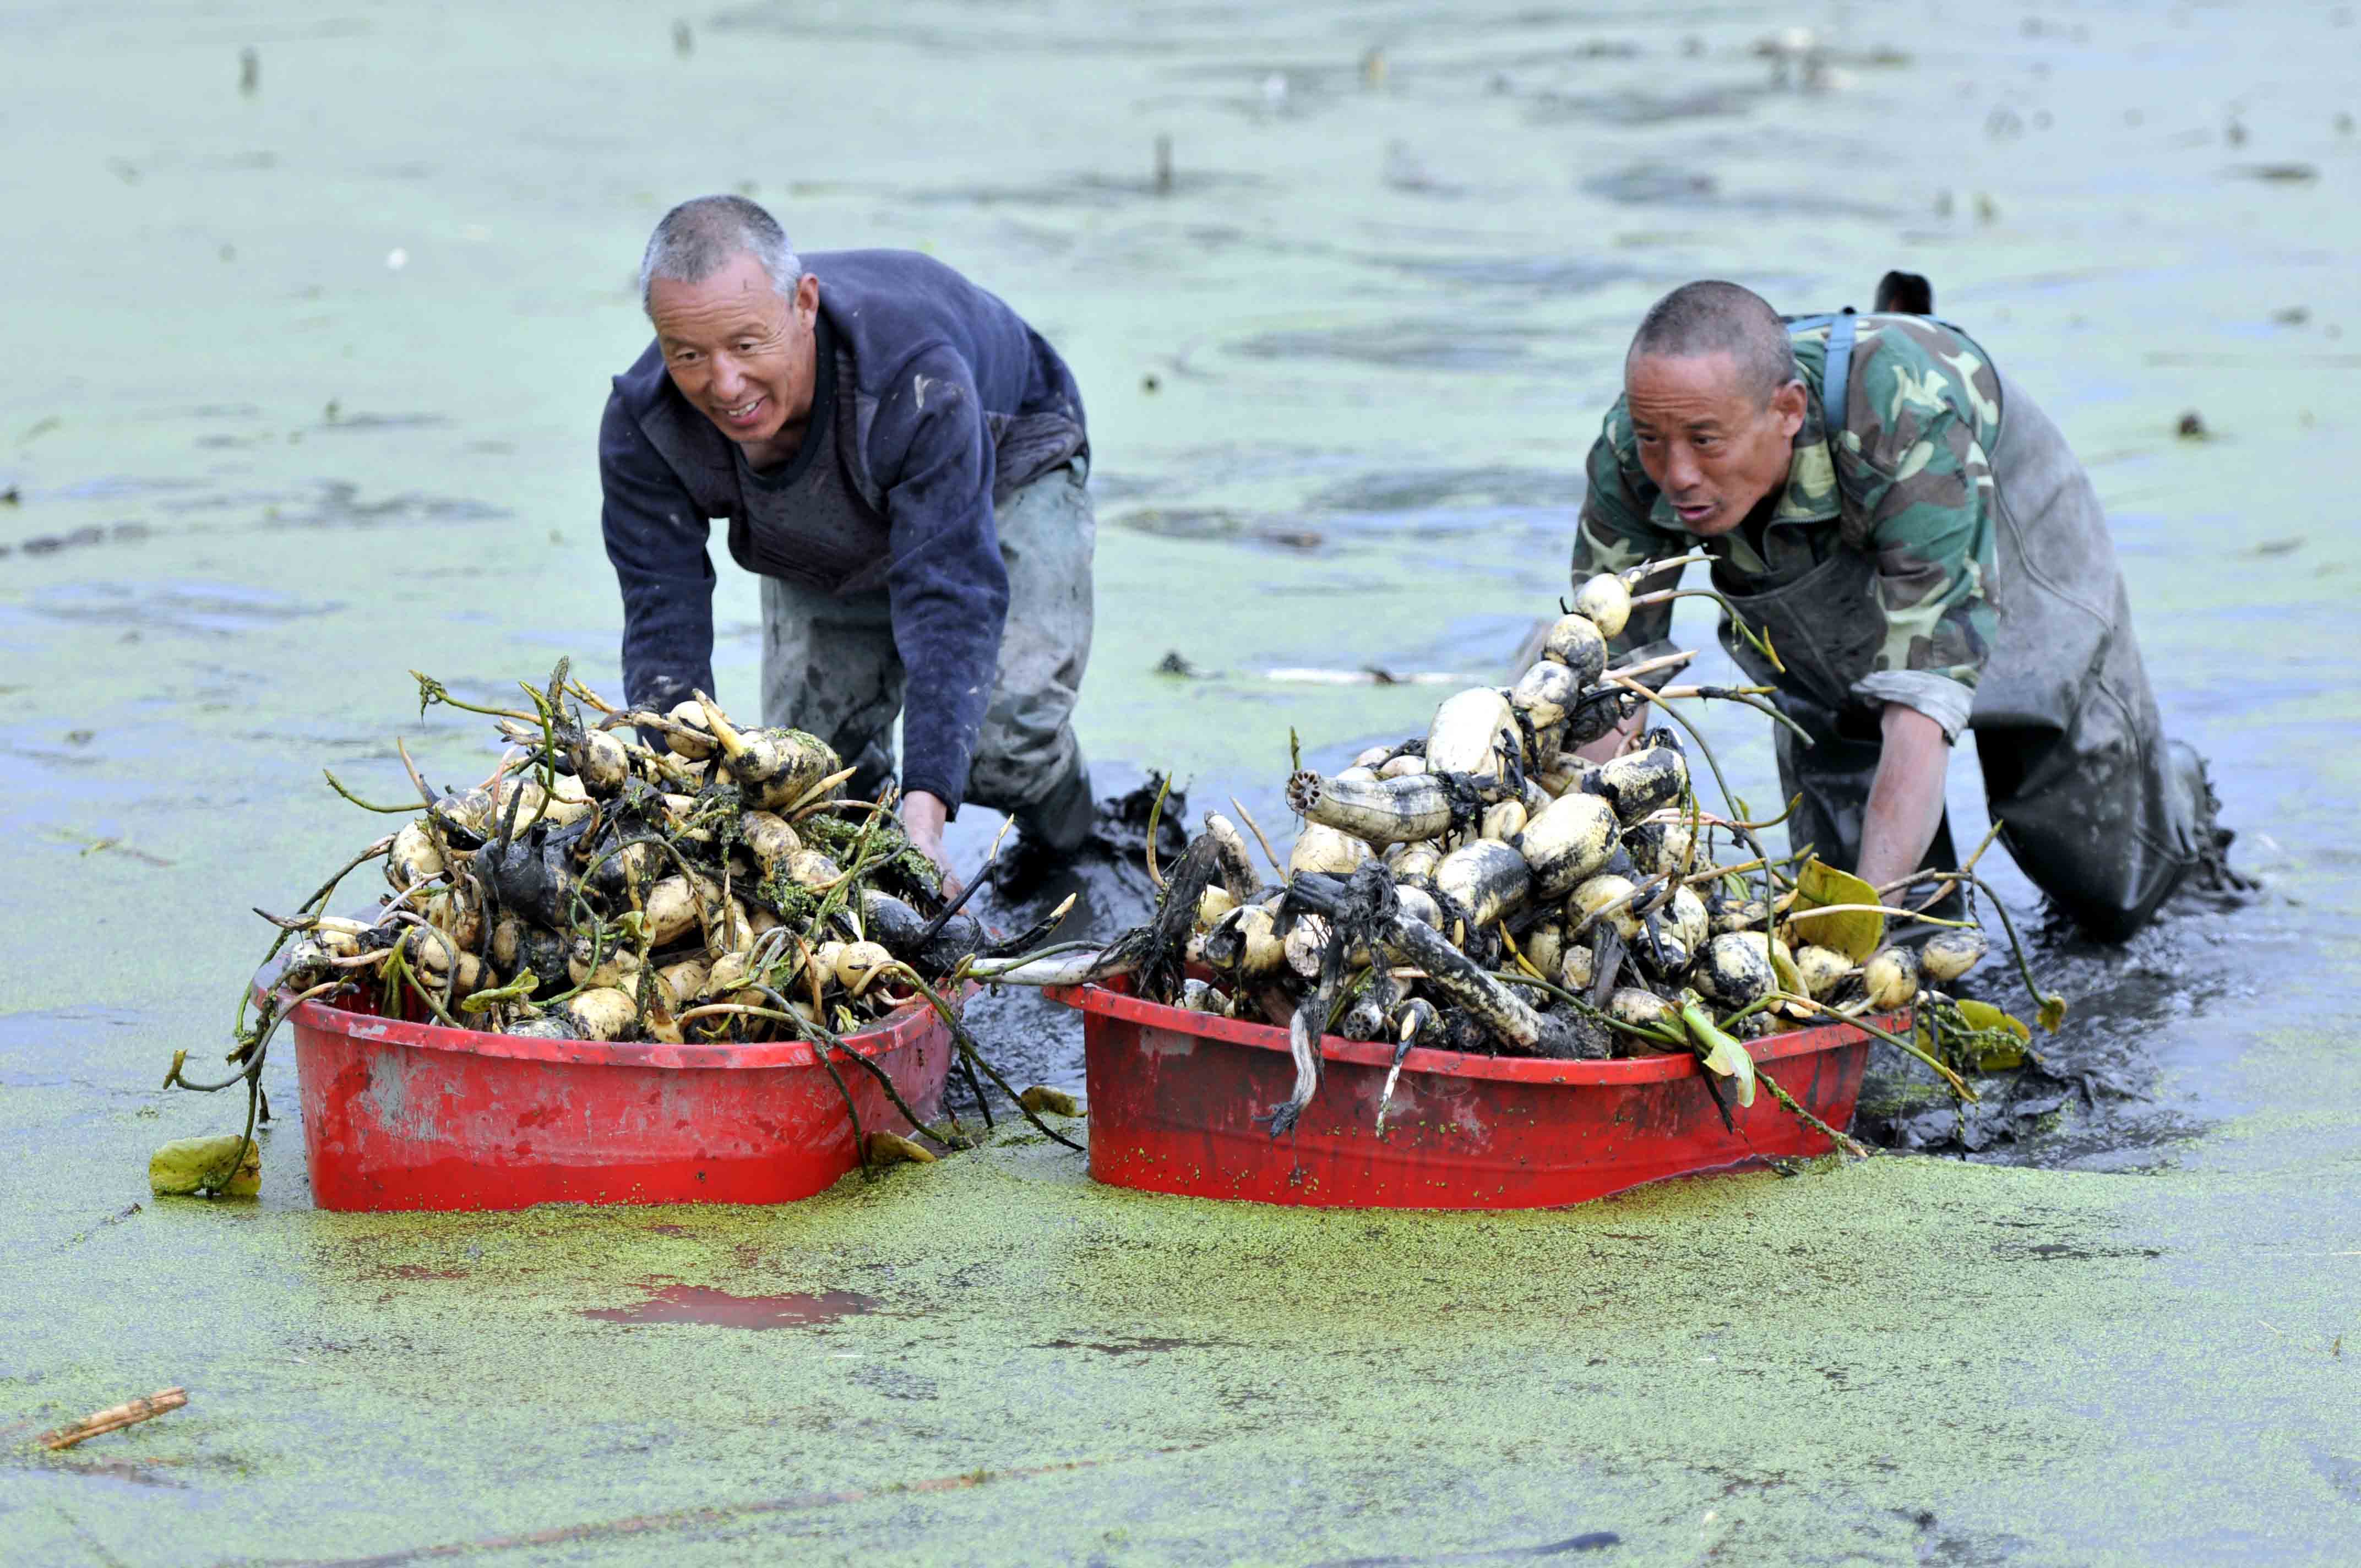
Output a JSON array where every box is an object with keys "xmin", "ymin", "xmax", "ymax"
[{"xmin": 1571, "ymin": 279, "xmax": 2216, "ymax": 939}]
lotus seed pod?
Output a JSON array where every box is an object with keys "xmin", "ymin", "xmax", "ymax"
[
  {"xmin": 1793, "ymin": 944, "xmax": 1853, "ymax": 1000},
  {"xmin": 1695, "ymin": 932, "xmax": 1778, "ymax": 1009},
  {"xmin": 1862, "ymin": 945, "xmax": 1921, "ymax": 1011},
  {"xmin": 1919, "ymin": 928, "xmax": 1989, "ymax": 984},
  {"xmin": 1539, "ymin": 612, "xmax": 1609, "ymax": 685}
]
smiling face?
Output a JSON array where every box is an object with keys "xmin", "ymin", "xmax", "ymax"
[
  {"xmin": 1624, "ymin": 350, "xmax": 1808, "ymax": 537},
  {"xmin": 646, "ymin": 251, "xmax": 820, "ymax": 456}
]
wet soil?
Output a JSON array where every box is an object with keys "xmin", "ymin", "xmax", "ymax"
[{"xmin": 4, "ymin": 0, "xmax": 2358, "ymax": 1563}]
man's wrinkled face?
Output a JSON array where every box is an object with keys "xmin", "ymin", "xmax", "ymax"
[
  {"xmin": 648, "ymin": 252, "xmax": 819, "ymax": 449},
  {"xmin": 1624, "ymin": 350, "xmax": 1807, "ymax": 537}
]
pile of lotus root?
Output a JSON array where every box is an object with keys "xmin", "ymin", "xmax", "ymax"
[
  {"xmin": 1040, "ymin": 564, "xmax": 2061, "ymax": 1138},
  {"xmin": 157, "ymin": 662, "xmax": 1079, "ymax": 1194}
]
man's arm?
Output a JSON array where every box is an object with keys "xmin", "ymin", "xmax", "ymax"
[
  {"xmin": 1838, "ymin": 353, "xmax": 2001, "ymax": 879},
  {"xmin": 1856, "ymin": 704, "xmax": 1950, "ymax": 889},
  {"xmin": 599, "ymin": 391, "xmax": 717, "ymax": 719},
  {"xmin": 870, "ymin": 346, "xmax": 1010, "ymax": 888}
]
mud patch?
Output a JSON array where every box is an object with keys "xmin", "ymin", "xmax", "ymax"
[
  {"xmin": 26, "ymin": 580, "xmax": 339, "ymax": 636},
  {"xmin": 1228, "ymin": 320, "xmax": 1574, "ymax": 374},
  {"xmin": 580, "ymin": 1283, "xmax": 879, "ymax": 1330}
]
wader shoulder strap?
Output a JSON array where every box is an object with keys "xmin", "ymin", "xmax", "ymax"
[
  {"xmin": 1782, "ymin": 310, "xmax": 1857, "ymax": 437},
  {"xmin": 1782, "ymin": 310, "xmax": 1857, "ymax": 440},
  {"xmin": 1820, "ymin": 312, "xmax": 1856, "ymax": 432}
]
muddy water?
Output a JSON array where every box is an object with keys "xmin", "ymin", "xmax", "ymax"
[{"xmin": 4, "ymin": 1, "xmax": 2358, "ymax": 1563}]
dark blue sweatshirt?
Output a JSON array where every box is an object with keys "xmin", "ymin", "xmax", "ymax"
[{"xmin": 599, "ymin": 249, "xmax": 1088, "ymax": 811}]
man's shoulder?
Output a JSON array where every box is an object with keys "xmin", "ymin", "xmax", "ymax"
[
  {"xmin": 807, "ymin": 248, "xmax": 999, "ymax": 339},
  {"xmin": 1590, "ymin": 392, "xmax": 1639, "ymax": 466},
  {"xmin": 608, "ymin": 337, "xmax": 673, "ymax": 421},
  {"xmin": 1846, "ymin": 315, "xmax": 2004, "ymax": 446}
]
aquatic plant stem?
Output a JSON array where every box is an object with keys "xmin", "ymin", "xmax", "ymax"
[
  {"xmin": 1228, "ymin": 794, "xmax": 1283, "ymax": 875},
  {"xmin": 1771, "ymin": 993, "xmax": 1976, "ymax": 1100},
  {"xmin": 1756, "ymin": 1066, "xmax": 1873, "ymax": 1159}
]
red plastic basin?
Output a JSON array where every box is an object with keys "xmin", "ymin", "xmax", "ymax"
[
  {"xmin": 286, "ymin": 992, "xmax": 956, "ymax": 1212},
  {"xmin": 1048, "ymin": 981, "xmax": 1880, "ymax": 1210}
]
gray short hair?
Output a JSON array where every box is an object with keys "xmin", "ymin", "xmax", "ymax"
[
  {"xmin": 639, "ymin": 194, "xmax": 802, "ymax": 314},
  {"xmin": 1628, "ymin": 280, "xmax": 1798, "ymax": 407}
]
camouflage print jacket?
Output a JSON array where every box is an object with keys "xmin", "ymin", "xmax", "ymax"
[{"xmin": 1571, "ymin": 314, "xmax": 2004, "ymax": 738}]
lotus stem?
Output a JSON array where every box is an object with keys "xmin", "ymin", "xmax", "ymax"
[
  {"xmin": 320, "ymin": 770, "xmax": 420, "ymax": 813},
  {"xmin": 1771, "ymin": 993, "xmax": 1976, "ymax": 1101},
  {"xmin": 1228, "ymin": 794, "xmax": 1283, "ymax": 874},
  {"xmin": 1142, "ymin": 771, "xmax": 1173, "ymax": 890}
]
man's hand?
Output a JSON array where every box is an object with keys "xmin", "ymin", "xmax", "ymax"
[
  {"xmin": 1574, "ymin": 699, "xmax": 1649, "ymax": 766},
  {"xmin": 1855, "ymin": 704, "xmax": 1951, "ymax": 891},
  {"xmin": 900, "ymin": 790, "xmax": 965, "ymax": 902}
]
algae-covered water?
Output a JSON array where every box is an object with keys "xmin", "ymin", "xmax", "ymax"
[{"xmin": 4, "ymin": 1, "xmax": 2359, "ymax": 1562}]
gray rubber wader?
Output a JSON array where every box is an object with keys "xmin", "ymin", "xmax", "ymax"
[
  {"xmin": 759, "ymin": 461, "xmax": 1097, "ymax": 851},
  {"xmin": 1716, "ymin": 372, "xmax": 2200, "ymax": 940}
]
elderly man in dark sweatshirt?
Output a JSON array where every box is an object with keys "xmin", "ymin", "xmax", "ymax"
[{"xmin": 600, "ymin": 195, "xmax": 1097, "ymax": 893}]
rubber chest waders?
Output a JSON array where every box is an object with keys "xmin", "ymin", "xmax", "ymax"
[{"xmin": 1709, "ymin": 310, "xmax": 2203, "ymax": 939}]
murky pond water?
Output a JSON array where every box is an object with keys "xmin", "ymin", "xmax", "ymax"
[{"xmin": 4, "ymin": 1, "xmax": 2358, "ymax": 1562}]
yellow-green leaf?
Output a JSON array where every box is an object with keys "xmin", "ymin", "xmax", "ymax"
[
  {"xmin": 149, "ymin": 1135, "xmax": 260, "ymax": 1197},
  {"xmin": 1786, "ymin": 857, "xmax": 1885, "ymax": 963},
  {"xmin": 1953, "ymin": 998, "xmax": 2030, "ymax": 1070},
  {"xmin": 1955, "ymin": 998, "xmax": 2030, "ymax": 1042},
  {"xmin": 1682, "ymin": 1001, "xmax": 1757, "ymax": 1108},
  {"xmin": 2037, "ymin": 993, "xmax": 2068, "ymax": 1033}
]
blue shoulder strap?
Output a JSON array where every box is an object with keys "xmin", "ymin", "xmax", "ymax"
[{"xmin": 1782, "ymin": 311, "xmax": 1856, "ymax": 435}]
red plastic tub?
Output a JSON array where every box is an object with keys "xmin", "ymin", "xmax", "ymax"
[
  {"xmin": 1048, "ymin": 981, "xmax": 1880, "ymax": 1210},
  {"xmin": 285, "ymin": 991, "xmax": 957, "ymax": 1212}
]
